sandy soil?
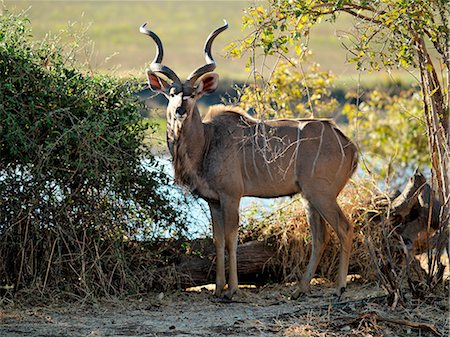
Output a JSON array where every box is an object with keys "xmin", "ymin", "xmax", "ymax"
[{"xmin": 1, "ymin": 280, "xmax": 448, "ymax": 337}]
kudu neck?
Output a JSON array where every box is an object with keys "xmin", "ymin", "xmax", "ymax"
[
  {"xmin": 181, "ymin": 104, "xmax": 205, "ymax": 156},
  {"xmin": 168, "ymin": 103, "xmax": 217, "ymax": 200}
]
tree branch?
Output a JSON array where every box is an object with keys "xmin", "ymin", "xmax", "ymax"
[{"xmin": 310, "ymin": 2, "xmax": 384, "ymax": 25}]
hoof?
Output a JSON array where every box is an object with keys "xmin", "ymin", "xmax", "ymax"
[
  {"xmin": 291, "ymin": 288, "xmax": 307, "ymax": 300},
  {"xmin": 211, "ymin": 289, "xmax": 236, "ymax": 303},
  {"xmin": 334, "ymin": 286, "xmax": 346, "ymax": 301},
  {"xmin": 223, "ymin": 288, "xmax": 236, "ymax": 300},
  {"xmin": 214, "ymin": 285, "xmax": 225, "ymax": 298}
]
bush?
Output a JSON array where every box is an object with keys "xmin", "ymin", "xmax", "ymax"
[
  {"xmin": 343, "ymin": 89, "xmax": 428, "ymax": 184},
  {"xmin": 0, "ymin": 9, "xmax": 187, "ymax": 298},
  {"xmin": 237, "ymin": 58, "xmax": 338, "ymax": 119}
]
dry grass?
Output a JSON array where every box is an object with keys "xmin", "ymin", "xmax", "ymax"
[
  {"xmin": 240, "ymin": 180, "xmax": 382, "ymax": 283},
  {"xmin": 240, "ymin": 177, "xmax": 448, "ymax": 307}
]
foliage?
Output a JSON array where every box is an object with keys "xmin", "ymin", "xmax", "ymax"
[
  {"xmin": 344, "ymin": 89, "xmax": 428, "ymax": 180},
  {"xmin": 230, "ymin": 0, "xmax": 449, "ymax": 72},
  {"xmin": 0, "ymin": 9, "xmax": 189, "ymax": 297},
  {"xmin": 237, "ymin": 57, "xmax": 338, "ymax": 119}
]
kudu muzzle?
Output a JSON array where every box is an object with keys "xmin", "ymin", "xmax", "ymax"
[{"xmin": 176, "ymin": 91, "xmax": 195, "ymax": 120}]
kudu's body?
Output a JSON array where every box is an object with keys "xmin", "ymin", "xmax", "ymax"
[{"xmin": 140, "ymin": 21, "xmax": 358, "ymax": 299}]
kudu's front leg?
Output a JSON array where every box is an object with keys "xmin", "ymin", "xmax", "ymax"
[
  {"xmin": 222, "ymin": 197, "xmax": 240, "ymax": 299},
  {"xmin": 209, "ymin": 198, "xmax": 240, "ymax": 299},
  {"xmin": 209, "ymin": 201, "xmax": 225, "ymax": 297}
]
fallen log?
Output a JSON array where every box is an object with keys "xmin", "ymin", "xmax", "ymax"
[{"xmin": 174, "ymin": 240, "xmax": 278, "ymax": 288}]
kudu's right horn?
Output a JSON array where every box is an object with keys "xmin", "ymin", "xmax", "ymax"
[{"xmin": 140, "ymin": 23, "xmax": 181, "ymax": 85}]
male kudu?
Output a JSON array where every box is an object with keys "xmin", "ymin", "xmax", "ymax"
[{"xmin": 140, "ymin": 21, "xmax": 358, "ymax": 300}]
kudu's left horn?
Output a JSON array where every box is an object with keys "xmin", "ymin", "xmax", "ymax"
[{"xmin": 187, "ymin": 20, "xmax": 228, "ymax": 86}]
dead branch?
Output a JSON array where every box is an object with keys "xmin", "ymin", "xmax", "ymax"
[
  {"xmin": 390, "ymin": 170, "xmax": 426, "ymax": 222},
  {"xmin": 365, "ymin": 312, "xmax": 442, "ymax": 337}
]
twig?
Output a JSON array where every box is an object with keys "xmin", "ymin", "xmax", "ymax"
[
  {"xmin": 337, "ymin": 312, "xmax": 443, "ymax": 337},
  {"xmin": 42, "ymin": 238, "xmax": 57, "ymax": 292}
]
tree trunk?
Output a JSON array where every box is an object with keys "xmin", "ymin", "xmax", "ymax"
[{"xmin": 414, "ymin": 35, "xmax": 449, "ymax": 230}]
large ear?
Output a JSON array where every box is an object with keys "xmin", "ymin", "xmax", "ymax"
[
  {"xmin": 196, "ymin": 73, "xmax": 219, "ymax": 96},
  {"xmin": 146, "ymin": 70, "xmax": 171, "ymax": 96}
]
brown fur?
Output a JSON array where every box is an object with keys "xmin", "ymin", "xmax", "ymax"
[{"xmin": 204, "ymin": 104, "xmax": 256, "ymax": 123}]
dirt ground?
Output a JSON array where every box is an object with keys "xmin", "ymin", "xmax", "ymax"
[{"xmin": 1, "ymin": 279, "xmax": 448, "ymax": 337}]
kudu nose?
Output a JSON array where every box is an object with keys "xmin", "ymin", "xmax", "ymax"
[{"xmin": 175, "ymin": 106, "xmax": 186, "ymax": 119}]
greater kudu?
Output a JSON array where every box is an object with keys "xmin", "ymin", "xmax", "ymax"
[{"xmin": 140, "ymin": 21, "xmax": 358, "ymax": 299}]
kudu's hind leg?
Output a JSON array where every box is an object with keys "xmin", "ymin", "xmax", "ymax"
[
  {"xmin": 292, "ymin": 203, "xmax": 329, "ymax": 299},
  {"xmin": 209, "ymin": 201, "xmax": 226, "ymax": 297},
  {"xmin": 312, "ymin": 198, "xmax": 353, "ymax": 296},
  {"xmin": 335, "ymin": 208, "xmax": 353, "ymax": 296}
]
